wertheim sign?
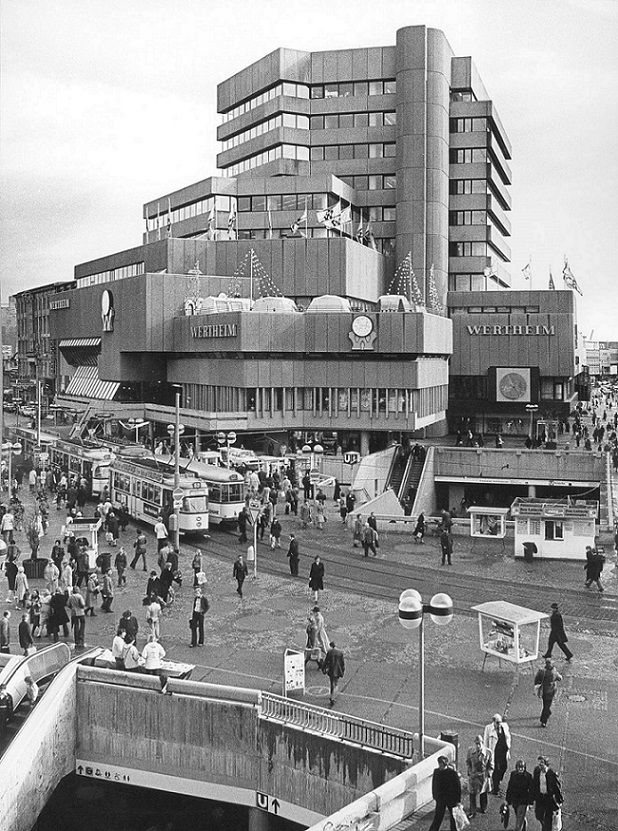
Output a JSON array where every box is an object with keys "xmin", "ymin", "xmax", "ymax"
[
  {"xmin": 191, "ymin": 323, "xmax": 238, "ymax": 338},
  {"xmin": 467, "ymin": 324, "xmax": 555, "ymax": 336}
]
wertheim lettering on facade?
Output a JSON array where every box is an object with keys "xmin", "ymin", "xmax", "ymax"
[
  {"xmin": 466, "ymin": 324, "xmax": 555, "ymax": 336},
  {"xmin": 191, "ymin": 323, "xmax": 238, "ymax": 338}
]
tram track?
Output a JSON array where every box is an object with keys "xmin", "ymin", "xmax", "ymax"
[{"xmin": 196, "ymin": 527, "xmax": 618, "ymax": 634}]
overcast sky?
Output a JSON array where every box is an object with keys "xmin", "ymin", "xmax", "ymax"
[{"xmin": 1, "ymin": 0, "xmax": 616, "ymax": 339}]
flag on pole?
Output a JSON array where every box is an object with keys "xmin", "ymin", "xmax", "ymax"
[
  {"xmin": 562, "ymin": 257, "xmax": 583, "ymax": 295},
  {"xmin": 356, "ymin": 215, "xmax": 364, "ymax": 243},
  {"xmin": 548, "ymin": 269, "xmax": 556, "ymax": 290},
  {"xmin": 339, "ymin": 206, "xmax": 352, "ymax": 226},
  {"xmin": 316, "ymin": 206, "xmax": 335, "ymax": 227},
  {"xmin": 267, "ymin": 209, "xmax": 273, "ymax": 239},
  {"xmin": 363, "ymin": 223, "xmax": 377, "ymax": 250},
  {"xmin": 167, "ymin": 198, "xmax": 173, "ymax": 238},
  {"xmin": 157, "ymin": 202, "xmax": 161, "ymax": 241},
  {"xmin": 227, "ymin": 200, "xmax": 237, "ymax": 240},
  {"xmin": 291, "ymin": 204, "xmax": 308, "ymax": 236},
  {"xmin": 145, "ymin": 212, "xmax": 149, "ymax": 239},
  {"xmin": 522, "ymin": 258, "xmax": 532, "ymax": 281}
]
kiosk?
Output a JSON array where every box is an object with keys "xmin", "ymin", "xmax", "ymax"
[
  {"xmin": 510, "ymin": 497, "xmax": 598, "ymax": 560},
  {"xmin": 468, "ymin": 506, "xmax": 509, "ymax": 538},
  {"xmin": 70, "ymin": 517, "xmax": 103, "ymax": 570},
  {"xmin": 472, "ymin": 601, "xmax": 547, "ymax": 671}
]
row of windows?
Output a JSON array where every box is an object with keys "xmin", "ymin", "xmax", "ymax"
[
  {"xmin": 367, "ymin": 206, "xmax": 396, "ymax": 222},
  {"xmin": 449, "ymin": 178, "xmax": 489, "ymax": 196},
  {"xmin": 222, "ymin": 82, "xmax": 310, "ymax": 122},
  {"xmin": 449, "ymin": 148, "xmax": 488, "ymax": 164},
  {"xmin": 450, "ymin": 305, "xmax": 541, "ymax": 314},
  {"xmin": 310, "ymin": 79, "xmax": 396, "ymax": 99},
  {"xmin": 448, "ymin": 274, "xmax": 498, "ymax": 292},
  {"xmin": 338, "ymin": 174, "xmax": 396, "ymax": 190},
  {"xmin": 183, "ymin": 383, "xmax": 444, "ymax": 417},
  {"xmin": 449, "ymin": 210, "xmax": 487, "ymax": 226},
  {"xmin": 310, "ymin": 111, "xmax": 396, "ymax": 130},
  {"xmin": 450, "ymin": 117, "xmax": 488, "ymax": 133},
  {"xmin": 237, "ymin": 193, "xmax": 328, "ymax": 213},
  {"xmin": 450, "ymin": 90, "xmax": 477, "ymax": 102},
  {"xmin": 77, "ymin": 262, "xmax": 144, "ymax": 289},
  {"xmin": 222, "ymin": 113, "xmax": 310, "ymax": 150},
  {"xmin": 310, "ymin": 143, "xmax": 396, "ymax": 161},
  {"xmin": 450, "ymin": 376, "xmax": 568, "ymax": 403},
  {"xmin": 449, "ymin": 242, "xmax": 489, "ymax": 258},
  {"xmin": 146, "ymin": 196, "xmax": 235, "ymax": 231},
  {"xmin": 223, "ymin": 144, "xmax": 310, "ymax": 177}
]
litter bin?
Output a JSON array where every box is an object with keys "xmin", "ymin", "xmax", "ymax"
[
  {"xmin": 23, "ymin": 558, "xmax": 47, "ymax": 579},
  {"xmin": 440, "ymin": 729, "xmax": 459, "ymax": 766},
  {"xmin": 523, "ymin": 542, "xmax": 537, "ymax": 562}
]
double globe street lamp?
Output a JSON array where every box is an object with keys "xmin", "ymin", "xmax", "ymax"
[
  {"xmin": 217, "ymin": 431, "xmax": 237, "ymax": 467},
  {"xmin": 398, "ymin": 589, "xmax": 454, "ymax": 759},
  {"xmin": 167, "ymin": 390, "xmax": 185, "ymax": 551}
]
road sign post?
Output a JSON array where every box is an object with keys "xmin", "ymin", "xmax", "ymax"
[{"xmin": 248, "ymin": 498, "xmax": 261, "ymax": 578}]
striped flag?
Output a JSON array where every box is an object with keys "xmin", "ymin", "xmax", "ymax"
[
  {"xmin": 291, "ymin": 204, "xmax": 307, "ymax": 236},
  {"xmin": 227, "ymin": 200, "xmax": 237, "ymax": 240},
  {"xmin": 356, "ymin": 215, "xmax": 364, "ymax": 243},
  {"xmin": 562, "ymin": 257, "xmax": 583, "ymax": 295},
  {"xmin": 522, "ymin": 259, "xmax": 532, "ymax": 281},
  {"xmin": 167, "ymin": 198, "xmax": 173, "ymax": 238}
]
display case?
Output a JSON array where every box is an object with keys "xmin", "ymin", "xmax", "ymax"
[
  {"xmin": 468, "ymin": 506, "xmax": 509, "ymax": 539},
  {"xmin": 472, "ymin": 601, "xmax": 548, "ymax": 667}
]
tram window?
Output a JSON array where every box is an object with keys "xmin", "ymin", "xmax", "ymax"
[
  {"xmin": 113, "ymin": 472, "xmax": 131, "ymax": 493},
  {"xmin": 209, "ymin": 484, "xmax": 222, "ymax": 502},
  {"xmin": 141, "ymin": 483, "xmax": 161, "ymax": 504},
  {"xmin": 184, "ymin": 494, "xmax": 208, "ymax": 512},
  {"xmin": 223, "ymin": 483, "xmax": 245, "ymax": 503}
]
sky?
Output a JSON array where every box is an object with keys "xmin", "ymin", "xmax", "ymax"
[{"xmin": 1, "ymin": 0, "xmax": 617, "ymax": 339}]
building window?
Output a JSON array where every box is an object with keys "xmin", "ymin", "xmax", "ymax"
[
  {"xmin": 545, "ymin": 521, "xmax": 564, "ymax": 541},
  {"xmin": 449, "ymin": 179, "xmax": 488, "ymax": 196},
  {"xmin": 449, "ymin": 117, "xmax": 487, "ymax": 133},
  {"xmin": 311, "ymin": 80, "xmax": 396, "ymax": 99},
  {"xmin": 450, "ymin": 89, "xmax": 476, "ymax": 102},
  {"xmin": 222, "ymin": 82, "xmax": 310, "ymax": 122},
  {"xmin": 449, "ymin": 210, "xmax": 487, "ymax": 226},
  {"xmin": 449, "ymin": 242, "xmax": 488, "ymax": 257}
]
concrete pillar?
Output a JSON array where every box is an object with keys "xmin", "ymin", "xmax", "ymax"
[
  {"xmin": 360, "ymin": 431, "xmax": 370, "ymax": 457},
  {"xmin": 248, "ymin": 807, "xmax": 272, "ymax": 831},
  {"xmin": 528, "ymin": 485, "xmax": 536, "ymax": 497},
  {"xmin": 195, "ymin": 428, "xmax": 201, "ymax": 453}
]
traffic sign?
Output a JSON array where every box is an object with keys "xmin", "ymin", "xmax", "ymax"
[
  {"xmin": 248, "ymin": 498, "xmax": 262, "ymax": 524},
  {"xmin": 227, "ymin": 431, "xmax": 236, "ymax": 444},
  {"xmin": 173, "ymin": 499, "xmax": 183, "ymax": 509},
  {"xmin": 309, "ymin": 468, "xmax": 320, "ymax": 484},
  {"xmin": 172, "ymin": 487, "xmax": 184, "ymax": 501}
]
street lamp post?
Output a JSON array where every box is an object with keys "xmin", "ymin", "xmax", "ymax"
[
  {"xmin": 525, "ymin": 404, "xmax": 539, "ymax": 442},
  {"xmin": 167, "ymin": 391, "xmax": 184, "ymax": 551},
  {"xmin": 301, "ymin": 442, "xmax": 324, "ymax": 522},
  {"xmin": 217, "ymin": 431, "xmax": 237, "ymax": 467},
  {"xmin": 127, "ymin": 417, "xmax": 149, "ymax": 445},
  {"xmin": 398, "ymin": 589, "xmax": 453, "ymax": 760}
]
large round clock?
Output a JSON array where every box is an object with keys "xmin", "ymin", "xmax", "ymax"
[
  {"xmin": 499, "ymin": 372, "xmax": 528, "ymax": 400},
  {"xmin": 352, "ymin": 315, "xmax": 373, "ymax": 338}
]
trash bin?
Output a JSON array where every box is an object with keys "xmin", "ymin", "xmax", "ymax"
[
  {"xmin": 523, "ymin": 542, "xmax": 537, "ymax": 562},
  {"xmin": 440, "ymin": 729, "xmax": 459, "ymax": 766},
  {"xmin": 23, "ymin": 558, "xmax": 47, "ymax": 579}
]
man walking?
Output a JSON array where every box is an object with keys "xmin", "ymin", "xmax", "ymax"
[
  {"xmin": 154, "ymin": 516, "xmax": 168, "ymax": 551},
  {"xmin": 428, "ymin": 755, "xmax": 461, "ymax": 831},
  {"xmin": 531, "ymin": 756, "xmax": 563, "ymax": 831},
  {"xmin": 189, "ymin": 587, "xmax": 209, "ymax": 648},
  {"xmin": 534, "ymin": 658, "xmax": 563, "ymax": 728},
  {"xmin": 483, "ymin": 713, "xmax": 511, "ymax": 795},
  {"xmin": 287, "ymin": 534, "xmax": 300, "ymax": 576},
  {"xmin": 543, "ymin": 602, "xmax": 573, "ymax": 661},
  {"xmin": 130, "ymin": 530, "xmax": 148, "ymax": 570},
  {"xmin": 67, "ymin": 585, "xmax": 86, "ymax": 646},
  {"xmin": 362, "ymin": 522, "xmax": 379, "ymax": 557},
  {"xmin": 439, "ymin": 529, "xmax": 453, "ymax": 566},
  {"xmin": 233, "ymin": 554, "xmax": 248, "ymax": 597},
  {"xmin": 323, "ymin": 641, "xmax": 345, "ymax": 706},
  {"xmin": 0, "ymin": 611, "xmax": 11, "ymax": 653}
]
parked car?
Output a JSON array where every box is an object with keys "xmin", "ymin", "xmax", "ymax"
[{"xmin": 19, "ymin": 404, "xmax": 37, "ymax": 418}]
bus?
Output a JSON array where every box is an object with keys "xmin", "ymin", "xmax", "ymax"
[
  {"xmin": 153, "ymin": 455, "xmax": 245, "ymax": 525},
  {"xmin": 109, "ymin": 457, "xmax": 209, "ymax": 536},
  {"xmin": 48, "ymin": 439, "xmax": 113, "ymax": 498}
]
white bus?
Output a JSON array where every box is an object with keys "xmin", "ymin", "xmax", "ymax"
[
  {"xmin": 109, "ymin": 457, "xmax": 209, "ymax": 536},
  {"xmin": 48, "ymin": 439, "xmax": 113, "ymax": 497},
  {"xmin": 154, "ymin": 455, "xmax": 245, "ymax": 525}
]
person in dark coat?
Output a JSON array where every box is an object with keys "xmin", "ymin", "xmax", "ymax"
[
  {"xmin": 146, "ymin": 570, "xmax": 161, "ymax": 600},
  {"xmin": 584, "ymin": 547, "xmax": 604, "ymax": 592},
  {"xmin": 118, "ymin": 609, "xmax": 139, "ymax": 642},
  {"xmin": 237, "ymin": 507, "xmax": 248, "ymax": 543},
  {"xmin": 428, "ymin": 755, "xmax": 461, "ymax": 831},
  {"xmin": 543, "ymin": 603, "xmax": 573, "ymax": 661},
  {"xmin": 505, "ymin": 760, "xmax": 534, "ymax": 831},
  {"xmin": 309, "ymin": 555, "xmax": 325, "ymax": 602},
  {"xmin": 159, "ymin": 563, "xmax": 175, "ymax": 603},
  {"xmin": 534, "ymin": 658, "xmax": 562, "ymax": 727},
  {"xmin": 233, "ymin": 554, "xmax": 248, "ymax": 598},
  {"xmin": 50, "ymin": 539, "xmax": 66, "ymax": 571},
  {"xmin": 130, "ymin": 530, "xmax": 148, "ymax": 571},
  {"xmin": 413, "ymin": 511, "xmax": 426, "ymax": 543},
  {"xmin": 323, "ymin": 641, "xmax": 345, "ymax": 706},
  {"xmin": 49, "ymin": 589, "xmax": 70, "ymax": 642},
  {"xmin": 189, "ymin": 587, "xmax": 209, "ymax": 648},
  {"xmin": 287, "ymin": 534, "xmax": 300, "ymax": 577},
  {"xmin": 440, "ymin": 530, "xmax": 453, "ymax": 566},
  {"xmin": 106, "ymin": 511, "xmax": 120, "ymax": 546},
  {"xmin": 531, "ymin": 756, "xmax": 563, "ymax": 831}
]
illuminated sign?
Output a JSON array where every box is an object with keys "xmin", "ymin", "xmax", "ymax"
[
  {"xmin": 467, "ymin": 324, "xmax": 555, "ymax": 336},
  {"xmin": 191, "ymin": 324, "xmax": 238, "ymax": 338}
]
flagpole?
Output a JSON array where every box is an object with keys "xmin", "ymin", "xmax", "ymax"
[{"xmin": 250, "ymin": 249, "xmax": 254, "ymax": 303}]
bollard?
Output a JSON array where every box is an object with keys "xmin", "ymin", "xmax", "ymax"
[{"xmin": 440, "ymin": 729, "xmax": 459, "ymax": 767}]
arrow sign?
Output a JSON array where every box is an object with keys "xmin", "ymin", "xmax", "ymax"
[{"xmin": 271, "ymin": 798, "xmax": 280, "ymax": 815}]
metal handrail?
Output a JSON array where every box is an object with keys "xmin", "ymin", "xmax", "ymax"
[{"xmin": 260, "ymin": 692, "xmax": 414, "ymax": 759}]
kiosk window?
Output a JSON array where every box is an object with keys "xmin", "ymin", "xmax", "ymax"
[{"xmin": 545, "ymin": 520, "xmax": 564, "ymax": 541}]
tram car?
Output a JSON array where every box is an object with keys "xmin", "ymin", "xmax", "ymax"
[
  {"xmin": 48, "ymin": 439, "xmax": 113, "ymax": 497},
  {"xmin": 13, "ymin": 427, "xmax": 57, "ymax": 460},
  {"xmin": 109, "ymin": 456, "xmax": 209, "ymax": 535}
]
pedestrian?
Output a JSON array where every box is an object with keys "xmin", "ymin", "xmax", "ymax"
[
  {"xmin": 114, "ymin": 547, "xmax": 128, "ymax": 587},
  {"xmin": 300, "ymin": 500, "xmax": 312, "ymax": 530},
  {"xmin": 141, "ymin": 633, "xmax": 166, "ymax": 675},
  {"xmin": 112, "ymin": 627, "xmax": 127, "ymax": 669},
  {"xmin": 106, "ymin": 510, "xmax": 120, "ymax": 546},
  {"xmin": 191, "ymin": 549, "xmax": 203, "ymax": 585},
  {"xmin": 24, "ymin": 676, "xmax": 39, "ymax": 707},
  {"xmin": 4, "ymin": 550, "xmax": 19, "ymax": 604},
  {"xmin": 352, "ymin": 513, "xmax": 363, "ymax": 548},
  {"xmin": 159, "ymin": 562, "xmax": 175, "ymax": 604},
  {"xmin": 15, "ymin": 565, "xmax": 30, "ymax": 608},
  {"xmin": 118, "ymin": 609, "xmax": 139, "ymax": 643},
  {"xmin": 315, "ymin": 503, "xmax": 326, "ymax": 531},
  {"xmin": 233, "ymin": 554, "xmax": 248, "ymax": 597},
  {"xmin": 269, "ymin": 517, "xmax": 282, "ymax": 549},
  {"xmin": 309, "ymin": 555, "xmax": 324, "ymax": 602},
  {"xmin": 427, "ymin": 755, "xmax": 461, "ymax": 831},
  {"xmin": 339, "ymin": 496, "xmax": 348, "ymax": 524},
  {"xmin": 29, "ymin": 589, "xmax": 42, "ymax": 637},
  {"xmin": 122, "ymin": 636, "xmax": 141, "ymax": 672},
  {"xmin": 413, "ymin": 511, "xmax": 426, "ymax": 543},
  {"xmin": 189, "ymin": 586, "xmax": 209, "ymax": 647},
  {"xmin": 75, "ymin": 546, "xmax": 89, "ymax": 588},
  {"xmin": 146, "ymin": 571, "xmax": 161, "ymax": 601},
  {"xmin": 18, "ymin": 612, "xmax": 33, "ymax": 656},
  {"xmin": 322, "ymin": 640, "xmax": 345, "ymax": 706},
  {"xmin": 67, "ymin": 585, "xmax": 86, "ymax": 646},
  {"xmin": 534, "ymin": 658, "xmax": 562, "ymax": 728},
  {"xmin": 483, "ymin": 713, "xmax": 511, "ymax": 795},
  {"xmin": 147, "ymin": 594, "xmax": 162, "ymax": 640},
  {"xmin": 154, "ymin": 516, "xmax": 168, "ymax": 551},
  {"xmin": 0, "ymin": 683, "xmax": 14, "ymax": 739},
  {"xmin": 362, "ymin": 522, "xmax": 378, "ymax": 557},
  {"xmin": 465, "ymin": 735, "xmax": 492, "ymax": 817},
  {"xmin": 85, "ymin": 571, "xmax": 99, "ymax": 616},
  {"xmin": 101, "ymin": 569, "xmax": 114, "ymax": 613},
  {"xmin": 439, "ymin": 508, "xmax": 453, "ymax": 533},
  {"xmin": 237, "ymin": 506, "xmax": 248, "ymax": 543},
  {"xmin": 287, "ymin": 534, "xmax": 300, "ymax": 577},
  {"xmin": 439, "ymin": 530, "xmax": 453, "ymax": 566},
  {"xmin": 543, "ymin": 603, "xmax": 573, "ymax": 661},
  {"xmin": 1, "ymin": 509, "xmax": 15, "ymax": 544},
  {"xmin": 505, "ymin": 760, "xmax": 534, "ymax": 831},
  {"xmin": 49, "ymin": 589, "xmax": 70, "ymax": 641},
  {"xmin": 531, "ymin": 756, "xmax": 563, "ymax": 831},
  {"xmin": 584, "ymin": 546, "xmax": 605, "ymax": 592},
  {"xmin": 58, "ymin": 558, "xmax": 73, "ymax": 593},
  {"xmin": 130, "ymin": 530, "xmax": 148, "ymax": 570}
]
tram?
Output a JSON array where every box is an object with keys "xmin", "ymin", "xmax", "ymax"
[
  {"xmin": 48, "ymin": 439, "xmax": 114, "ymax": 498},
  {"xmin": 109, "ymin": 457, "xmax": 209, "ymax": 535},
  {"xmin": 154, "ymin": 455, "xmax": 245, "ymax": 525},
  {"xmin": 13, "ymin": 427, "xmax": 57, "ymax": 461}
]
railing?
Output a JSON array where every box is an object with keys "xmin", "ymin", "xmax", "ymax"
[{"xmin": 260, "ymin": 692, "xmax": 414, "ymax": 759}]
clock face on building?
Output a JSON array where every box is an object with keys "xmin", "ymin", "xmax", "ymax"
[
  {"xmin": 352, "ymin": 315, "xmax": 373, "ymax": 338},
  {"xmin": 499, "ymin": 372, "xmax": 528, "ymax": 400}
]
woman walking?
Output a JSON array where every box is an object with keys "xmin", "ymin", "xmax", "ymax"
[
  {"xmin": 352, "ymin": 514, "xmax": 363, "ymax": 548},
  {"xmin": 309, "ymin": 555, "xmax": 325, "ymax": 603}
]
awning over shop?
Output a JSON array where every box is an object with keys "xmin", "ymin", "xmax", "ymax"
[
  {"xmin": 59, "ymin": 338, "xmax": 102, "ymax": 367},
  {"xmin": 64, "ymin": 365, "xmax": 120, "ymax": 400}
]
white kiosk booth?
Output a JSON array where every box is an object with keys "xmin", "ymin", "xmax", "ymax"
[
  {"xmin": 510, "ymin": 497, "xmax": 598, "ymax": 561},
  {"xmin": 472, "ymin": 601, "xmax": 548, "ymax": 671},
  {"xmin": 71, "ymin": 517, "xmax": 103, "ymax": 570}
]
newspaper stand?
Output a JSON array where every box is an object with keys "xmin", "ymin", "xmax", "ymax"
[
  {"xmin": 472, "ymin": 601, "xmax": 548, "ymax": 674},
  {"xmin": 70, "ymin": 516, "xmax": 103, "ymax": 571}
]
